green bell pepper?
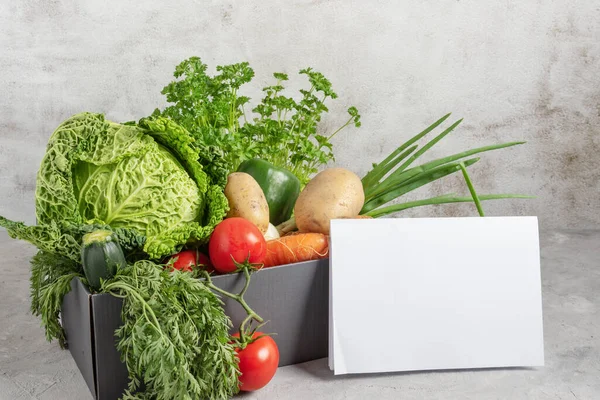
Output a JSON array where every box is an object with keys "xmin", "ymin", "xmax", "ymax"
[{"xmin": 237, "ymin": 159, "xmax": 301, "ymax": 226}]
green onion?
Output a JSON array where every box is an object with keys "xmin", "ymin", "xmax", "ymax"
[
  {"xmin": 365, "ymin": 194, "xmax": 534, "ymax": 218},
  {"xmin": 361, "ymin": 114, "xmax": 531, "ymax": 217}
]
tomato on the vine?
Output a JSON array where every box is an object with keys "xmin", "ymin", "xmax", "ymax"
[
  {"xmin": 209, "ymin": 218, "xmax": 266, "ymax": 273},
  {"xmin": 169, "ymin": 249, "xmax": 213, "ymax": 273},
  {"xmin": 232, "ymin": 332, "xmax": 279, "ymax": 391}
]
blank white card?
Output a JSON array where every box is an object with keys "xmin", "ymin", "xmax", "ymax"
[{"xmin": 329, "ymin": 217, "xmax": 544, "ymax": 374}]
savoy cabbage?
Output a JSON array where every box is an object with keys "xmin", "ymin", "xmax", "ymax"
[{"xmin": 1, "ymin": 112, "xmax": 228, "ymax": 259}]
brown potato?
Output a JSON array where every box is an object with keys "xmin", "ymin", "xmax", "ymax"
[
  {"xmin": 294, "ymin": 168, "xmax": 365, "ymax": 235},
  {"xmin": 224, "ymin": 172, "xmax": 269, "ymax": 233}
]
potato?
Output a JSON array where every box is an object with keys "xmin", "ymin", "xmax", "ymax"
[
  {"xmin": 224, "ymin": 172, "xmax": 270, "ymax": 233},
  {"xmin": 294, "ymin": 168, "xmax": 365, "ymax": 235}
]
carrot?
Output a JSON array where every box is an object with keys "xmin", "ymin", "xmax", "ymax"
[{"xmin": 263, "ymin": 233, "xmax": 329, "ymax": 268}]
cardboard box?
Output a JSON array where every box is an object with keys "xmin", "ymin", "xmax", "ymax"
[{"xmin": 61, "ymin": 258, "xmax": 329, "ymax": 400}]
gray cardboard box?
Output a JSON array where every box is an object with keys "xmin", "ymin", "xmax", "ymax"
[{"xmin": 61, "ymin": 258, "xmax": 329, "ymax": 400}]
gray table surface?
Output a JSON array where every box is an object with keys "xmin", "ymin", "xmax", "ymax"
[{"xmin": 0, "ymin": 229, "xmax": 598, "ymax": 400}]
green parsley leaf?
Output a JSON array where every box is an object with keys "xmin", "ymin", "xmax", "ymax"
[{"xmin": 154, "ymin": 57, "xmax": 361, "ymax": 185}]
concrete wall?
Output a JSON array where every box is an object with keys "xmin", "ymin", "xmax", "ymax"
[{"xmin": 1, "ymin": 0, "xmax": 598, "ymax": 229}]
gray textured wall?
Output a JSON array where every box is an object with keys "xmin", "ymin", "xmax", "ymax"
[{"xmin": 1, "ymin": 0, "xmax": 598, "ymax": 229}]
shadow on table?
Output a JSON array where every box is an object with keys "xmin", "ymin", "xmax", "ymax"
[{"xmin": 293, "ymin": 358, "xmax": 538, "ymax": 382}]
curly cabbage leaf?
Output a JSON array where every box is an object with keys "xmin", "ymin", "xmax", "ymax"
[
  {"xmin": 2, "ymin": 112, "xmax": 227, "ymax": 259},
  {"xmin": 0, "ymin": 216, "xmax": 82, "ymax": 261}
]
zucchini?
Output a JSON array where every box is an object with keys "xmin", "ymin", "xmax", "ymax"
[{"xmin": 81, "ymin": 230, "xmax": 126, "ymax": 291}]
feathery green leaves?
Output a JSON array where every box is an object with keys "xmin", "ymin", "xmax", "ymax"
[
  {"xmin": 30, "ymin": 251, "xmax": 83, "ymax": 348},
  {"xmin": 103, "ymin": 261, "xmax": 240, "ymax": 400}
]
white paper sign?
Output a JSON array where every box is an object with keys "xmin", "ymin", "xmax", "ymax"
[{"xmin": 329, "ymin": 216, "xmax": 544, "ymax": 375}]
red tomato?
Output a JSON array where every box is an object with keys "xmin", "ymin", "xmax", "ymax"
[
  {"xmin": 209, "ymin": 218, "xmax": 266, "ymax": 273},
  {"xmin": 232, "ymin": 332, "xmax": 279, "ymax": 391},
  {"xmin": 169, "ymin": 249, "xmax": 213, "ymax": 273}
]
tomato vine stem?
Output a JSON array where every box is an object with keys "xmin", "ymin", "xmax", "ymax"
[{"xmin": 200, "ymin": 263, "xmax": 264, "ymax": 348}]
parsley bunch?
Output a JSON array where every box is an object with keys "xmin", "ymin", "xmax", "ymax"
[
  {"xmin": 247, "ymin": 69, "xmax": 361, "ymax": 183},
  {"xmin": 156, "ymin": 58, "xmax": 255, "ymax": 187},
  {"xmin": 154, "ymin": 57, "xmax": 361, "ymax": 185}
]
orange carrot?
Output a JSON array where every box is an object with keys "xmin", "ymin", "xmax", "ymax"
[{"xmin": 263, "ymin": 233, "xmax": 329, "ymax": 268}]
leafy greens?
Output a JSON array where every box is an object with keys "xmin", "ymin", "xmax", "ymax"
[
  {"xmin": 29, "ymin": 250, "xmax": 83, "ymax": 348},
  {"xmin": 154, "ymin": 57, "xmax": 361, "ymax": 185},
  {"xmin": 102, "ymin": 260, "xmax": 240, "ymax": 400},
  {"xmin": 1, "ymin": 112, "xmax": 228, "ymax": 260}
]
